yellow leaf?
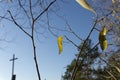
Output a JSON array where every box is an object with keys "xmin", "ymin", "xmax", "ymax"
[
  {"xmin": 76, "ymin": 0, "xmax": 96, "ymax": 15},
  {"xmin": 101, "ymin": 39, "xmax": 107, "ymax": 50},
  {"xmin": 57, "ymin": 36, "xmax": 63, "ymax": 54},
  {"xmin": 115, "ymin": 16, "xmax": 119, "ymax": 19},
  {"xmin": 99, "ymin": 28, "xmax": 107, "ymax": 50},
  {"xmin": 112, "ymin": 0, "xmax": 115, "ymax": 4},
  {"xmin": 100, "ymin": 27, "xmax": 107, "ymax": 35}
]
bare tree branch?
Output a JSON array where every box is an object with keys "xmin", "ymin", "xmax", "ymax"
[
  {"xmin": 29, "ymin": 1, "xmax": 41, "ymax": 79},
  {"xmin": 71, "ymin": 18, "xmax": 98, "ymax": 80},
  {"xmin": 34, "ymin": 0, "xmax": 56, "ymax": 22},
  {"xmin": 7, "ymin": 10, "xmax": 32, "ymax": 38},
  {"xmin": 46, "ymin": 12, "xmax": 58, "ymax": 37},
  {"xmin": 65, "ymin": 35, "xmax": 79, "ymax": 49},
  {"xmin": 72, "ymin": 42, "xmax": 99, "ymax": 80},
  {"xmin": 106, "ymin": 70, "xmax": 117, "ymax": 80},
  {"xmin": 29, "ymin": 0, "xmax": 34, "ymax": 20},
  {"xmin": 66, "ymin": 22, "xmax": 84, "ymax": 41},
  {"xmin": 18, "ymin": 0, "xmax": 29, "ymax": 19}
]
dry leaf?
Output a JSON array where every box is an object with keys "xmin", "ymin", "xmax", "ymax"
[
  {"xmin": 99, "ymin": 27, "xmax": 107, "ymax": 50},
  {"xmin": 57, "ymin": 36, "xmax": 63, "ymax": 54},
  {"xmin": 76, "ymin": 0, "xmax": 96, "ymax": 15}
]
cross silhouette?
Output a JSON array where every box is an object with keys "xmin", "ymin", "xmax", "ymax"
[{"xmin": 10, "ymin": 54, "xmax": 18, "ymax": 76}]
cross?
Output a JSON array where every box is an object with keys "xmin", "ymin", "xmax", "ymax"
[{"xmin": 10, "ymin": 54, "xmax": 18, "ymax": 76}]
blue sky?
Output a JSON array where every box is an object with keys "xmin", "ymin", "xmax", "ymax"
[{"xmin": 0, "ymin": 0, "xmax": 99, "ymax": 80}]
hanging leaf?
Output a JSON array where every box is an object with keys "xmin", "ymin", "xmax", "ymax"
[
  {"xmin": 76, "ymin": 0, "xmax": 96, "ymax": 15},
  {"xmin": 57, "ymin": 36, "xmax": 63, "ymax": 54},
  {"xmin": 115, "ymin": 16, "xmax": 119, "ymax": 19},
  {"xmin": 100, "ymin": 39, "xmax": 107, "ymax": 50},
  {"xmin": 112, "ymin": 0, "xmax": 115, "ymax": 4},
  {"xmin": 99, "ymin": 27, "xmax": 107, "ymax": 51},
  {"xmin": 100, "ymin": 27, "xmax": 107, "ymax": 35}
]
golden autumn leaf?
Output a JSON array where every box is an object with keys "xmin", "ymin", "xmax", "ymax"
[
  {"xmin": 100, "ymin": 27, "xmax": 107, "ymax": 35},
  {"xmin": 57, "ymin": 36, "xmax": 63, "ymax": 54},
  {"xmin": 99, "ymin": 27, "xmax": 107, "ymax": 51},
  {"xmin": 76, "ymin": 0, "xmax": 96, "ymax": 15},
  {"xmin": 101, "ymin": 39, "xmax": 107, "ymax": 50},
  {"xmin": 115, "ymin": 16, "xmax": 119, "ymax": 19},
  {"xmin": 112, "ymin": 0, "xmax": 115, "ymax": 4}
]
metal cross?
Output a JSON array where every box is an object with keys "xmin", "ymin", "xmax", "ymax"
[{"xmin": 10, "ymin": 54, "xmax": 18, "ymax": 76}]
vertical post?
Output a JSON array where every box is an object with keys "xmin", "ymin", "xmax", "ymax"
[
  {"xmin": 10, "ymin": 54, "xmax": 18, "ymax": 80},
  {"xmin": 12, "ymin": 75, "xmax": 16, "ymax": 80}
]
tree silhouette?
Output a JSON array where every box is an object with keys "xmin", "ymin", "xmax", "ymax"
[{"xmin": 62, "ymin": 39, "xmax": 100, "ymax": 80}]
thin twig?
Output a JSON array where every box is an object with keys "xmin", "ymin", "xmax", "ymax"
[
  {"xmin": 97, "ymin": 11, "xmax": 113, "ymax": 22},
  {"xmin": 34, "ymin": 0, "xmax": 56, "ymax": 22},
  {"xmin": 72, "ymin": 42, "xmax": 99, "ymax": 80},
  {"xmin": 46, "ymin": 12, "xmax": 58, "ymax": 37},
  {"xmin": 0, "ymin": 15, "xmax": 12, "ymax": 21},
  {"xmin": 66, "ymin": 22, "xmax": 83, "ymax": 41},
  {"xmin": 106, "ymin": 70, "xmax": 117, "ymax": 80},
  {"xmin": 29, "ymin": 0, "xmax": 34, "ymax": 20},
  {"xmin": 18, "ymin": 0, "xmax": 29, "ymax": 19},
  {"xmin": 7, "ymin": 10, "xmax": 32, "ymax": 37},
  {"xmin": 71, "ymin": 18, "xmax": 98, "ymax": 80},
  {"xmin": 65, "ymin": 36, "xmax": 79, "ymax": 49},
  {"xmin": 98, "ymin": 56, "xmax": 118, "ymax": 80}
]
